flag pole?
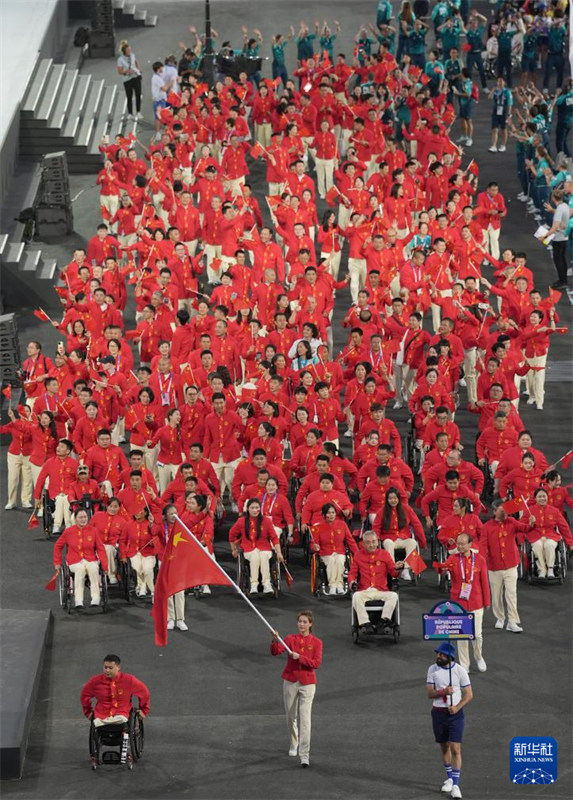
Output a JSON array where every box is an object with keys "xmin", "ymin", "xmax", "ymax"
[{"xmin": 174, "ymin": 515, "xmax": 293, "ymax": 653}]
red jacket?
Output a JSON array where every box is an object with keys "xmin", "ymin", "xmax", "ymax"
[
  {"xmin": 34, "ymin": 455, "xmax": 78, "ymax": 500},
  {"xmin": 301, "ymin": 489, "xmax": 353, "ymax": 526},
  {"xmin": 476, "ymin": 426, "xmax": 518, "ymax": 462},
  {"xmin": 203, "ymin": 410, "xmax": 243, "ymax": 462},
  {"xmin": 91, "ymin": 509, "xmax": 124, "ymax": 546},
  {"xmin": 53, "ymin": 523, "xmax": 109, "ymax": 569},
  {"xmin": 119, "ymin": 518, "xmax": 156, "ymax": 559},
  {"xmin": 231, "ymin": 459, "xmax": 288, "ymax": 500},
  {"xmin": 438, "ymin": 551, "xmax": 491, "ymax": 611},
  {"xmin": 228, "ymin": 515, "xmax": 279, "ymax": 552},
  {"xmin": 270, "ymin": 633, "xmax": 323, "ymax": 685},
  {"xmin": 480, "ymin": 517, "xmax": 530, "ymax": 571},
  {"xmin": 81, "ymin": 671, "xmax": 150, "ymax": 720},
  {"xmin": 149, "ymin": 425, "xmax": 185, "ymax": 465},
  {"xmin": 310, "ymin": 520, "xmax": 358, "ymax": 556},
  {"xmin": 526, "ymin": 504, "xmax": 573, "ymax": 546},
  {"xmin": 373, "ymin": 504, "xmax": 426, "ymax": 548},
  {"xmin": 421, "ymin": 485, "xmax": 479, "ymax": 525},
  {"xmin": 84, "ymin": 444, "xmax": 130, "ymax": 490},
  {"xmin": 348, "ymin": 548, "xmax": 400, "ymax": 590}
]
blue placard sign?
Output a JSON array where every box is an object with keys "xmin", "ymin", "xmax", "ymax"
[{"xmin": 422, "ymin": 600, "xmax": 476, "ymax": 641}]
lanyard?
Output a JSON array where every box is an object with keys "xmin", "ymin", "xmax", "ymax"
[
  {"xmin": 262, "ymin": 492, "xmax": 278, "ymax": 516},
  {"xmin": 459, "ymin": 551, "xmax": 475, "ymax": 584}
]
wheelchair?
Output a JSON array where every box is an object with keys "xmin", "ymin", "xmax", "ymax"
[
  {"xmin": 300, "ymin": 525, "xmax": 312, "ymax": 565},
  {"xmin": 434, "ymin": 540, "xmax": 452, "ymax": 594},
  {"xmin": 237, "ymin": 549, "xmax": 281, "ymax": 598},
  {"xmin": 89, "ymin": 708, "xmax": 144, "ymax": 769},
  {"xmin": 385, "ymin": 542, "xmax": 423, "ymax": 586},
  {"xmin": 520, "ymin": 540, "xmax": 568, "ymax": 586},
  {"xmin": 57, "ymin": 558, "xmax": 109, "ymax": 613},
  {"xmin": 42, "ymin": 491, "xmax": 55, "ymax": 540},
  {"xmin": 351, "ymin": 578, "xmax": 401, "ymax": 644},
  {"xmin": 404, "ymin": 423, "xmax": 422, "ymax": 477},
  {"xmin": 310, "ymin": 550, "xmax": 352, "ymax": 598},
  {"xmin": 478, "ymin": 461, "xmax": 495, "ymax": 504},
  {"xmin": 70, "ymin": 495, "xmax": 105, "ymax": 521},
  {"xmin": 119, "ymin": 557, "xmax": 158, "ymax": 604}
]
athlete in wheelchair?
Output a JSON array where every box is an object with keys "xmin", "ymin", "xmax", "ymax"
[
  {"xmin": 309, "ymin": 503, "xmax": 358, "ymax": 597},
  {"xmin": 54, "ymin": 508, "xmax": 109, "ymax": 611},
  {"xmin": 522, "ymin": 488, "xmax": 573, "ymax": 583},
  {"xmin": 229, "ymin": 498, "xmax": 285, "ymax": 597},
  {"xmin": 67, "ymin": 464, "xmax": 105, "ymax": 520},
  {"xmin": 372, "ymin": 489, "xmax": 426, "ymax": 583},
  {"xmin": 348, "ymin": 530, "xmax": 403, "ymax": 643},
  {"xmin": 81, "ymin": 654, "xmax": 149, "ymax": 769}
]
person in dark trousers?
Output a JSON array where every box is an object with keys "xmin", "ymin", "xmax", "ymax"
[
  {"xmin": 117, "ymin": 40, "xmax": 142, "ymax": 120},
  {"xmin": 427, "ymin": 642, "xmax": 473, "ymax": 799},
  {"xmin": 544, "ymin": 189, "xmax": 571, "ymax": 288}
]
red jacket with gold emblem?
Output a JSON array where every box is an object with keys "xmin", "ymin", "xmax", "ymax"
[
  {"xmin": 229, "ymin": 515, "xmax": 279, "ymax": 553},
  {"xmin": 81, "ymin": 671, "xmax": 150, "ymax": 720},
  {"xmin": 53, "ymin": 523, "xmax": 109, "ymax": 569},
  {"xmin": 119, "ymin": 518, "xmax": 155, "ymax": 559},
  {"xmin": 203, "ymin": 409, "xmax": 243, "ymax": 462},
  {"xmin": 310, "ymin": 519, "xmax": 358, "ymax": 557},
  {"xmin": 271, "ymin": 633, "xmax": 323, "ymax": 684},
  {"xmin": 348, "ymin": 547, "xmax": 400, "ymax": 590},
  {"xmin": 438, "ymin": 551, "xmax": 490, "ymax": 611},
  {"xmin": 526, "ymin": 503, "xmax": 573, "ymax": 546},
  {"xmin": 480, "ymin": 517, "xmax": 530, "ymax": 570},
  {"xmin": 34, "ymin": 455, "xmax": 78, "ymax": 500}
]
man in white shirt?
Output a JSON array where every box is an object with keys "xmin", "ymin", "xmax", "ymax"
[
  {"xmin": 426, "ymin": 642, "xmax": 473, "ymax": 799},
  {"xmin": 151, "ymin": 61, "xmax": 174, "ymax": 139}
]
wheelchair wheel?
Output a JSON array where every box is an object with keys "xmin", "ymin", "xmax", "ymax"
[
  {"xmin": 393, "ymin": 627, "xmax": 400, "ymax": 644},
  {"xmin": 129, "ymin": 710, "xmax": 144, "ymax": 762},
  {"xmin": 270, "ymin": 555, "xmax": 280, "ymax": 599},
  {"xmin": 279, "ymin": 530, "xmax": 290, "ymax": 565},
  {"xmin": 58, "ymin": 563, "xmax": 72, "ymax": 614},
  {"xmin": 100, "ymin": 567, "xmax": 109, "ymax": 613},
  {"xmin": 310, "ymin": 553, "xmax": 320, "ymax": 596},
  {"xmin": 42, "ymin": 492, "xmax": 54, "ymax": 540},
  {"xmin": 237, "ymin": 552, "xmax": 250, "ymax": 594},
  {"xmin": 300, "ymin": 528, "xmax": 311, "ymax": 565},
  {"xmin": 352, "ymin": 627, "xmax": 359, "ymax": 645},
  {"xmin": 89, "ymin": 720, "xmax": 101, "ymax": 768}
]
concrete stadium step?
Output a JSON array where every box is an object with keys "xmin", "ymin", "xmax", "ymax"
[
  {"xmin": 113, "ymin": 0, "xmax": 157, "ymax": 26},
  {"xmin": 47, "ymin": 69, "xmax": 79, "ymax": 131},
  {"xmin": 21, "ymin": 59, "xmax": 53, "ymax": 118},
  {"xmin": 37, "ymin": 257, "xmax": 58, "ymax": 281},
  {"xmin": 74, "ymin": 79, "xmax": 105, "ymax": 150},
  {"xmin": 18, "ymin": 249, "xmax": 42, "ymax": 273},
  {"xmin": 34, "ymin": 63, "xmax": 66, "ymax": 126},
  {"xmin": 3, "ymin": 243, "xmax": 25, "ymax": 266},
  {"xmin": 89, "ymin": 84, "xmax": 118, "ymax": 154},
  {"xmin": 60, "ymin": 74, "xmax": 92, "ymax": 141}
]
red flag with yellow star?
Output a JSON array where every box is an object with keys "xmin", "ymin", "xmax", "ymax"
[{"xmin": 152, "ymin": 521, "xmax": 233, "ymax": 646}]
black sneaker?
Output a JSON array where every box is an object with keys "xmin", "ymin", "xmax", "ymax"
[{"xmin": 359, "ymin": 623, "xmax": 375, "ymax": 635}]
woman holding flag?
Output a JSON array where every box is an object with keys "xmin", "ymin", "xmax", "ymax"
[{"xmin": 271, "ymin": 610, "xmax": 323, "ymax": 768}]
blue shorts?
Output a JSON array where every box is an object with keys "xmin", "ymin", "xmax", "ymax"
[
  {"xmin": 521, "ymin": 55, "xmax": 537, "ymax": 73},
  {"xmin": 491, "ymin": 114, "xmax": 507, "ymax": 130},
  {"xmin": 432, "ymin": 707, "xmax": 465, "ymax": 743},
  {"xmin": 459, "ymin": 103, "xmax": 473, "ymax": 120},
  {"xmin": 153, "ymin": 99, "xmax": 167, "ymax": 119}
]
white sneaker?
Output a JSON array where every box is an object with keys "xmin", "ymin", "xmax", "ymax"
[
  {"xmin": 335, "ymin": 585, "xmax": 345, "ymax": 594},
  {"xmin": 456, "ymin": 136, "xmax": 467, "ymax": 144},
  {"xmin": 465, "ymin": 138, "xmax": 472, "ymax": 147},
  {"xmin": 507, "ymin": 622, "xmax": 523, "ymax": 633},
  {"xmin": 202, "ymin": 585, "xmax": 211, "ymax": 594},
  {"xmin": 526, "ymin": 397, "xmax": 536, "ymax": 405},
  {"xmin": 137, "ymin": 591, "xmax": 147, "ymax": 598},
  {"xmin": 176, "ymin": 620, "xmax": 188, "ymax": 631},
  {"xmin": 4, "ymin": 503, "xmax": 15, "ymax": 510},
  {"xmin": 393, "ymin": 400, "xmax": 403, "ymax": 409},
  {"xmin": 250, "ymin": 584, "xmax": 258, "ymax": 595},
  {"xmin": 476, "ymin": 658, "xmax": 487, "ymax": 672},
  {"xmin": 495, "ymin": 619, "xmax": 504, "ymax": 629},
  {"xmin": 231, "ymin": 502, "xmax": 238, "ymax": 514},
  {"xmin": 90, "ymin": 600, "xmax": 100, "ymax": 607},
  {"xmin": 109, "ymin": 575, "xmax": 118, "ymax": 585},
  {"xmin": 127, "ymin": 113, "xmax": 134, "ymax": 120},
  {"xmin": 451, "ymin": 786, "xmax": 462, "ymax": 799},
  {"xmin": 516, "ymin": 192, "xmax": 527, "ymax": 201},
  {"xmin": 343, "ymin": 429, "xmax": 353, "ymax": 438},
  {"xmin": 537, "ymin": 569, "xmax": 547, "ymax": 578},
  {"xmin": 488, "ymin": 145, "xmax": 497, "ymax": 152},
  {"xmin": 167, "ymin": 619, "xmax": 175, "ymax": 630},
  {"xmin": 547, "ymin": 568, "xmax": 555, "ymax": 578},
  {"xmin": 441, "ymin": 779, "xmax": 454, "ymax": 793},
  {"xmin": 75, "ymin": 602, "xmax": 84, "ymax": 609},
  {"xmin": 263, "ymin": 582, "xmax": 274, "ymax": 594},
  {"xmin": 498, "ymin": 145, "xmax": 506, "ymax": 152},
  {"xmin": 459, "ymin": 377, "xmax": 466, "ymax": 387},
  {"xmin": 21, "ymin": 503, "xmax": 33, "ymax": 509},
  {"xmin": 400, "ymin": 568, "xmax": 412, "ymax": 581},
  {"xmin": 136, "ymin": 112, "xmax": 143, "ymax": 120},
  {"xmin": 300, "ymin": 756, "xmax": 310, "ymax": 767},
  {"xmin": 536, "ymin": 404, "xmax": 543, "ymax": 411},
  {"xmin": 289, "ymin": 746, "xmax": 298, "ymax": 756}
]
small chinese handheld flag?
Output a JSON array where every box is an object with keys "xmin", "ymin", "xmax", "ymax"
[
  {"xmin": 250, "ymin": 142, "xmax": 264, "ymax": 159},
  {"xmin": 554, "ymin": 327, "xmax": 568, "ymax": 335},
  {"xmin": 45, "ymin": 571, "xmax": 58, "ymax": 591},
  {"xmin": 283, "ymin": 564, "xmax": 294, "ymax": 588},
  {"xmin": 266, "ymin": 195, "xmax": 282, "ymax": 208},
  {"xmin": 33, "ymin": 308, "xmax": 51, "ymax": 323},
  {"xmin": 27, "ymin": 512, "xmax": 39, "ymax": 530},
  {"xmin": 125, "ymin": 329, "xmax": 141, "ymax": 341},
  {"xmin": 503, "ymin": 496, "xmax": 524, "ymax": 515},
  {"xmin": 2, "ymin": 385, "xmax": 12, "ymax": 400},
  {"xmin": 467, "ymin": 159, "xmax": 479, "ymax": 176},
  {"xmin": 325, "ymin": 186, "xmax": 339, "ymax": 207},
  {"xmin": 561, "ymin": 451, "xmax": 573, "ymax": 470},
  {"xmin": 405, "ymin": 549, "xmax": 427, "ymax": 575},
  {"xmin": 210, "ymin": 258, "xmax": 222, "ymax": 273},
  {"xmin": 167, "ymin": 91, "xmax": 182, "ymax": 108},
  {"xmin": 152, "ymin": 523, "xmax": 233, "ymax": 646},
  {"xmin": 419, "ymin": 74, "xmax": 430, "ymax": 86},
  {"xmin": 548, "ymin": 288, "xmax": 562, "ymax": 306}
]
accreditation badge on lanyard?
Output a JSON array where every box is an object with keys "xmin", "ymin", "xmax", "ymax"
[
  {"xmin": 459, "ymin": 551, "xmax": 475, "ymax": 601},
  {"xmin": 159, "ymin": 373, "xmax": 172, "ymax": 406}
]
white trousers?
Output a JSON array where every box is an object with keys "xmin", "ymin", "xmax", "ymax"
[
  {"xmin": 485, "ymin": 226, "xmax": 501, "ymax": 260},
  {"xmin": 464, "ymin": 347, "xmax": 478, "ymax": 405},
  {"xmin": 457, "ymin": 607, "xmax": 484, "ymax": 670},
  {"xmin": 382, "ymin": 538, "xmax": 418, "ymax": 561},
  {"xmin": 157, "ymin": 462, "xmax": 181, "ymax": 494},
  {"xmin": 70, "ymin": 559, "xmax": 100, "ymax": 605},
  {"xmin": 130, "ymin": 553, "xmax": 156, "ymax": 594},
  {"xmin": 348, "ymin": 257, "xmax": 367, "ymax": 304},
  {"xmin": 53, "ymin": 493, "xmax": 71, "ymax": 528},
  {"xmin": 104, "ymin": 544, "xmax": 117, "ymax": 579},
  {"xmin": 94, "ymin": 714, "xmax": 129, "ymax": 728},
  {"xmin": 245, "ymin": 549, "xmax": 272, "ymax": 586},
  {"xmin": 6, "ymin": 452, "xmax": 33, "ymax": 506},
  {"xmin": 283, "ymin": 680, "xmax": 316, "ymax": 760},
  {"xmin": 212, "ymin": 457, "xmax": 240, "ymax": 498},
  {"xmin": 353, "ymin": 586, "xmax": 398, "ymax": 625},
  {"xmin": 255, "ymin": 122, "xmax": 272, "ymax": 148},
  {"xmin": 100, "ymin": 195, "xmax": 120, "ymax": 231},
  {"xmin": 321, "ymin": 250, "xmax": 341, "ymax": 280},
  {"xmin": 315, "ymin": 158, "xmax": 335, "ymax": 197},
  {"xmin": 321, "ymin": 553, "xmax": 346, "ymax": 589},
  {"xmin": 489, "ymin": 566, "xmax": 520, "ymax": 624}
]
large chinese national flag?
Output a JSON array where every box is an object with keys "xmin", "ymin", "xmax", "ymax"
[{"xmin": 152, "ymin": 523, "xmax": 233, "ymax": 646}]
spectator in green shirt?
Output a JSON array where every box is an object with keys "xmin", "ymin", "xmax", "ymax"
[
  {"xmin": 552, "ymin": 81, "xmax": 573, "ymax": 157},
  {"xmin": 453, "ymin": 68, "xmax": 475, "ymax": 146},
  {"xmin": 403, "ymin": 19, "xmax": 430, "ymax": 69},
  {"xmin": 543, "ymin": 16, "xmax": 567, "ymax": 92},
  {"xmin": 272, "ymin": 29, "xmax": 293, "ymax": 86},
  {"xmin": 464, "ymin": 10, "xmax": 488, "ymax": 89}
]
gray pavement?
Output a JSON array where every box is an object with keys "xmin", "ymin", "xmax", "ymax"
[{"xmin": 1, "ymin": 1, "xmax": 572, "ymax": 799}]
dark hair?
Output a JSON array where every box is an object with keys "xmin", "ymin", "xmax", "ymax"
[
  {"xmin": 103, "ymin": 654, "xmax": 121, "ymax": 664},
  {"xmin": 381, "ymin": 489, "xmax": 406, "ymax": 530}
]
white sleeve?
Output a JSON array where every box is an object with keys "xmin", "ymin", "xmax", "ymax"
[
  {"xmin": 426, "ymin": 665, "xmax": 435, "ymax": 685},
  {"xmin": 458, "ymin": 664, "xmax": 471, "ymax": 687}
]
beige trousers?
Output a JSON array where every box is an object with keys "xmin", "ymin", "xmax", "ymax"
[
  {"xmin": 245, "ymin": 549, "xmax": 272, "ymax": 586},
  {"xmin": 104, "ymin": 544, "xmax": 117, "ymax": 579},
  {"xmin": 485, "ymin": 226, "xmax": 501, "ymax": 259},
  {"xmin": 382, "ymin": 538, "xmax": 418, "ymax": 560},
  {"xmin": 532, "ymin": 537, "xmax": 558, "ymax": 571},
  {"xmin": 457, "ymin": 607, "xmax": 484, "ymax": 670},
  {"xmin": 321, "ymin": 553, "xmax": 346, "ymax": 589},
  {"xmin": 255, "ymin": 122, "xmax": 272, "ymax": 148},
  {"xmin": 157, "ymin": 462, "xmax": 181, "ymax": 494},
  {"xmin": 348, "ymin": 257, "xmax": 367, "ymax": 303},
  {"xmin": 70, "ymin": 559, "xmax": 100, "ymax": 605},
  {"xmin": 53, "ymin": 493, "xmax": 72, "ymax": 529},
  {"xmin": 321, "ymin": 250, "xmax": 341, "ymax": 281},
  {"xmin": 315, "ymin": 158, "xmax": 335, "ymax": 197},
  {"xmin": 464, "ymin": 347, "xmax": 478, "ymax": 405},
  {"xmin": 526, "ymin": 354, "xmax": 547, "ymax": 407},
  {"xmin": 130, "ymin": 553, "xmax": 156, "ymax": 595},
  {"xmin": 6, "ymin": 452, "xmax": 33, "ymax": 506},
  {"xmin": 212, "ymin": 456, "xmax": 240, "ymax": 499},
  {"xmin": 353, "ymin": 586, "xmax": 398, "ymax": 625},
  {"xmin": 283, "ymin": 680, "xmax": 316, "ymax": 760},
  {"xmin": 94, "ymin": 714, "xmax": 129, "ymax": 728},
  {"xmin": 489, "ymin": 566, "xmax": 520, "ymax": 624},
  {"xmin": 168, "ymin": 590, "xmax": 185, "ymax": 621}
]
